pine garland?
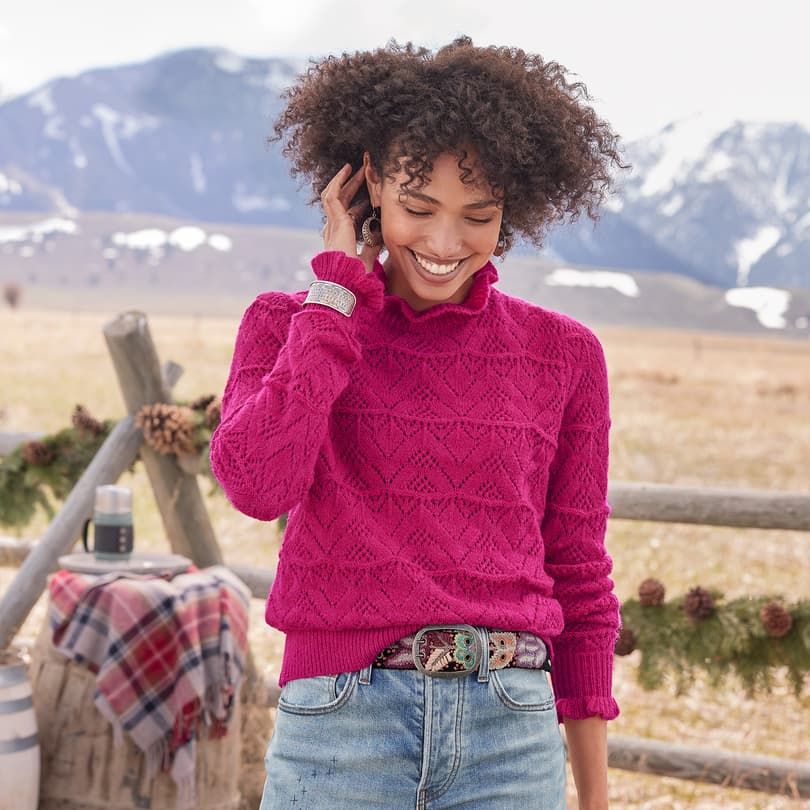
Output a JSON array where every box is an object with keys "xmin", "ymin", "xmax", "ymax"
[
  {"xmin": 618, "ymin": 580, "xmax": 810, "ymax": 696},
  {"xmin": 0, "ymin": 398, "xmax": 222, "ymax": 531},
  {"xmin": 0, "ymin": 406, "xmax": 115, "ymax": 529}
]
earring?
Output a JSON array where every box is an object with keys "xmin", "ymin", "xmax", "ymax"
[
  {"xmin": 361, "ymin": 207, "xmax": 383, "ymax": 247},
  {"xmin": 493, "ymin": 229, "xmax": 510, "ymax": 257}
]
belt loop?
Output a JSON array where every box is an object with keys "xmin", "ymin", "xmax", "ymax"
[
  {"xmin": 358, "ymin": 664, "xmax": 373, "ymax": 685},
  {"xmin": 476, "ymin": 627, "xmax": 491, "ymax": 683}
]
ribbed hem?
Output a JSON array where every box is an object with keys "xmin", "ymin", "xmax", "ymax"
[
  {"xmin": 555, "ymin": 696, "xmax": 620, "ymax": 723},
  {"xmin": 311, "ymin": 251, "xmax": 385, "ymax": 311},
  {"xmin": 550, "ymin": 646, "xmax": 619, "ymax": 722},
  {"xmin": 278, "ymin": 626, "xmax": 416, "ymax": 687}
]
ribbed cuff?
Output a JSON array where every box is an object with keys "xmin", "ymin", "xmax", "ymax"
[
  {"xmin": 311, "ymin": 251, "xmax": 385, "ymax": 312},
  {"xmin": 550, "ymin": 646, "xmax": 619, "ymax": 722}
]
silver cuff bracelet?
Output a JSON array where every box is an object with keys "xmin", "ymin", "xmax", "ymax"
[{"xmin": 303, "ymin": 280, "xmax": 357, "ymax": 317}]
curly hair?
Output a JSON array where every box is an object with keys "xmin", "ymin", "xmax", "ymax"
[{"xmin": 271, "ymin": 37, "xmax": 629, "ymax": 250}]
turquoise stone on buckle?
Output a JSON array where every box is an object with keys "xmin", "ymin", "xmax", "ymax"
[{"xmin": 303, "ymin": 280, "xmax": 357, "ymax": 317}]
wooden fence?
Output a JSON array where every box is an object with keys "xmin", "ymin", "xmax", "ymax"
[{"xmin": 0, "ymin": 310, "xmax": 808, "ymax": 799}]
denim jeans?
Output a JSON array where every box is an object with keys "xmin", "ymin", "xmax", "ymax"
[{"xmin": 260, "ymin": 652, "xmax": 567, "ymax": 809}]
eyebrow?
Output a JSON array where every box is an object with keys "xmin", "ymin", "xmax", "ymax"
[{"xmin": 401, "ymin": 189, "xmax": 500, "ymax": 210}]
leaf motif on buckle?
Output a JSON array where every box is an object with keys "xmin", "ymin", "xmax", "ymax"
[{"xmin": 425, "ymin": 647, "xmax": 453, "ymax": 672}]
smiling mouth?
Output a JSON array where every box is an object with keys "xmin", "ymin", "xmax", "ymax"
[{"xmin": 409, "ymin": 249, "xmax": 467, "ymax": 276}]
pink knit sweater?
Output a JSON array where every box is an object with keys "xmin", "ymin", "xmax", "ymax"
[{"xmin": 211, "ymin": 251, "xmax": 620, "ymax": 721}]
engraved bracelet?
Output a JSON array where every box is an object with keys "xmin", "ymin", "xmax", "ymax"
[{"xmin": 303, "ymin": 280, "xmax": 357, "ymax": 317}]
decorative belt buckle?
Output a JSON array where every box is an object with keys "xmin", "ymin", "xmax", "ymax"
[{"xmin": 412, "ymin": 624, "xmax": 481, "ymax": 679}]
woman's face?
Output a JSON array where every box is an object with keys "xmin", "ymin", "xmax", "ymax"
[{"xmin": 364, "ymin": 151, "xmax": 503, "ymax": 311}]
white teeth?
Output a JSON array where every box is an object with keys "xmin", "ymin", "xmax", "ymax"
[{"xmin": 412, "ymin": 251, "xmax": 461, "ymax": 276}]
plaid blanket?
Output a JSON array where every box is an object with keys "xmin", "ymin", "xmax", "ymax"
[{"xmin": 48, "ymin": 565, "xmax": 250, "ymax": 808}]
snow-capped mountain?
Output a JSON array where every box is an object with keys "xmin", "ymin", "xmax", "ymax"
[
  {"xmin": 630, "ymin": 112, "xmax": 808, "ymax": 288},
  {"xmin": 1, "ymin": 49, "xmax": 809, "ymax": 290},
  {"xmin": 0, "ymin": 48, "xmax": 310, "ymax": 227}
]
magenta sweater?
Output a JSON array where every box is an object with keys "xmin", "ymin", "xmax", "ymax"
[{"xmin": 211, "ymin": 251, "xmax": 620, "ymax": 721}]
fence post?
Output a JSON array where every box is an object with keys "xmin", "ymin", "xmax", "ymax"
[{"xmin": 103, "ymin": 311, "xmax": 223, "ymax": 569}]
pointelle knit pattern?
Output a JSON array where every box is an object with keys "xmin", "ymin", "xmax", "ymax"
[{"xmin": 210, "ymin": 250, "xmax": 620, "ymax": 721}]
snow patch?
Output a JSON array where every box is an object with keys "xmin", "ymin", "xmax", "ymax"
[
  {"xmin": 0, "ymin": 173, "xmax": 22, "ymax": 195},
  {"xmin": 207, "ymin": 234, "xmax": 232, "ymax": 252},
  {"xmin": 659, "ymin": 193, "xmax": 684, "ymax": 217},
  {"xmin": 794, "ymin": 210, "xmax": 810, "ymax": 237},
  {"xmin": 169, "ymin": 226, "xmax": 207, "ymax": 251},
  {"xmin": 246, "ymin": 62, "xmax": 297, "ymax": 92},
  {"xmin": 733, "ymin": 226, "xmax": 781, "ymax": 286},
  {"xmin": 91, "ymin": 105, "xmax": 160, "ymax": 175},
  {"xmin": 725, "ymin": 287, "xmax": 790, "ymax": 329},
  {"xmin": 69, "ymin": 137, "xmax": 88, "ymax": 170},
  {"xmin": 113, "ymin": 228, "xmax": 166, "ymax": 250},
  {"xmin": 0, "ymin": 218, "xmax": 78, "ymax": 244},
  {"xmin": 190, "ymin": 153, "xmax": 206, "ymax": 194},
  {"xmin": 92, "ymin": 105, "xmax": 134, "ymax": 175},
  {"xmin": 639, "ymin": 110, "xmax": 737, "ymax": 196},
  {"xmin": 43, "ymin": 116, "xmax": 66, "ymax": 140},
  {"xmin": 545, "ymin": 268, "xmax": 640, "ymax": 298},
  {"xmin": 773, "ymin": 152, "xmax": 796, "ymax": 214},
  {"xmin": 28, "ymin": 86, "xmax": 56, "ymax": 116},
  {"xmin": 695, "ymin": 150, "xmax": 733, "ymax": 182},
  {"xmin": 112, "ymin": 226, "xmax": 232, "ymax": 254},
  {"xmin": 214, "ymin": 51, "xmax": 246, "ymax": 73}
]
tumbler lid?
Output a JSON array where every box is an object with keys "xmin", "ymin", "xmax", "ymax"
[{"xmin": 95, "ymin": 485, "xmax": 132, "ymax": 514}]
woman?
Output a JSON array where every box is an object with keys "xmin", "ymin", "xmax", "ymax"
[{"xmin": 211, "ymin": 37, "xmax": 626, "ymax": 810}]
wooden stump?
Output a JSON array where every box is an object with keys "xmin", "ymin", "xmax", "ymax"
[{"xmin": 29, "ymin": 631, "xmax": 241, "ymax": 810}]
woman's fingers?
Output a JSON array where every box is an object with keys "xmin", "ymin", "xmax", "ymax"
[
  {"xmin": 321, "ymin": 165, "xmax": 380, "ymax": 271},
  {"xmin": 321, "ymin": 166, "xmax": 365, "ymax": 258}
]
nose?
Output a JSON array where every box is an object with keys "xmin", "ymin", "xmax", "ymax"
[{"xmin": 424, "ymin": 221, "xmax": 464, "ymax": 260}]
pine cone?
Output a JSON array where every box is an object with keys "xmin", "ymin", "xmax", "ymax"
[
  {"xmin": 639, "ymin": 578, "xmax": 666, "ymax": 606},
  {"xmin": 760, "ymin": 602, "xmax": 793, "ymax": 638},
  {"xmin": 22, "ymin": 439, "xmax": 53, "ymax": 466},
  {"xmin": 190, "ymin": 394, "xmax": 217, "ymax": 412},
  {"xmin": 72, "ymin": 404, "xmax": 105, "ymax": 436},
  {"xmin": 615, "ymin": 626, "xmax": 636, "ymax": 656},
  {"xmin": 135, "ymin": 403, "xmax": 196, "ymax": 456},
  {"xmin": 205, "ymin": 398, "xmax": 221, "ymax": 430},
  {"xmin": 683, "ymin": 586, "xmax": 716, "ymax": 622}
]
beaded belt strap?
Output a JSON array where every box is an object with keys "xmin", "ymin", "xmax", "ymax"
[{"xmin": 373, "ymin": 624, "xmax": 551, "ymax": 679}]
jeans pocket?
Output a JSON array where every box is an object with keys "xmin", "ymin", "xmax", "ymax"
[
  {"xmin": 491, "ymin": 668, "xmax": 556, "ymax": 712},
  {"xmin": 278, "ymin": 671, "xmax": 357, "ymax": 716}
]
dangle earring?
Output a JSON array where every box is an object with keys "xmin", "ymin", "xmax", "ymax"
[
  {"xmin": 493, "ymin": 228, "xmax": 510, "ymax": 257},
  {"xmin": 361, "ymin": 207, "xmax": 384, "ymax": 248}
]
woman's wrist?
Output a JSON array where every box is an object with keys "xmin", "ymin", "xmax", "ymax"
[{"xmin": 310, "ymin": 250, "xmax": 385, "ymax": 312}]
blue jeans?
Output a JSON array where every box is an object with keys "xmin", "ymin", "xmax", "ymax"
[{"xmin": 260, "ymin": 656, "xmax": 567, "ymax": 809}]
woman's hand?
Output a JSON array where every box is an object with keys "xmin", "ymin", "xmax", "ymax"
[{"xmin": 320, "ymin": 164, "xmax": 382, "ymax": 274}]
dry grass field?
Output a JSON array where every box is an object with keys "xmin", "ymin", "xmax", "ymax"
[{"xmin": 1, "ymin": 306, "xmax": 809, "ymax": 809}]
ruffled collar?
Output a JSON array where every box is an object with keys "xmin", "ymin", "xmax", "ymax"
[{"xmin": 371, "ymin": 260, "xmax": 499, "ymax": 324}]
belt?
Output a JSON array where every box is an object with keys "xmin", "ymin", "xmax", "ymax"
[{"xmin": 373, "ymin": 624, "xmax": 551, "ymax": 679}]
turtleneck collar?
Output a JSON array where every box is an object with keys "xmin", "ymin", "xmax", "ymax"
[{"xmin": 371, "ymin": 260, "xmax": 499, "ymax": 323}]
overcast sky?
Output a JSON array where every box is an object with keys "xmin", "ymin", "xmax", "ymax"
[{"xmin": 1, "ymin": 0, "xmax": 808, "ymax": 141}]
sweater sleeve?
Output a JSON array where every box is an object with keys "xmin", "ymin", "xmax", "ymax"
[
  {"xmin": 209, "ymin": 251, "xmax": 384, "ymax": 521},
  {"xmin": 540, "ymin": 328, "xmax": 621, "ymax": 723}
]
